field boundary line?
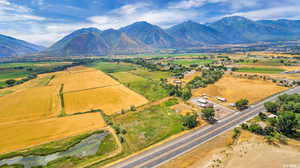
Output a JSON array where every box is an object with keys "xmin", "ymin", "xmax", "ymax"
[{"xmin": 63, "ymin": 84, "xmax": 121, "ymax": 94}]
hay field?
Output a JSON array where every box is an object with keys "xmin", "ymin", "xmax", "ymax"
[
  {"xmin": 193, "ymin": 75, "xmax": 287, "ymax": 104},
  {"xmin": 50, "ymin": 68, "xmax": 119, "ymax": 93},
  {"xmin": 0, "ymin": 113, "xmax": 105, "ymax": 154},
  {"xmin": 236, "ymin": 64, "xmax": 300, "ymax": 71},
  {"xmin": 0, "ymin": 86, "xmax": 60, "ymax": 124},
  {"xmin": 64, "ymin": 85, "xmax": 148, "ymax": 115}
]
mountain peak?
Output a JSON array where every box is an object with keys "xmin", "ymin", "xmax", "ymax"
[
  {"xmin": 217, "ymin": 16, "xmax": 252, "ymax": 24},
  {"xmin": 75, "ymin": 27, "xmax": 102, "ymax": 34}
]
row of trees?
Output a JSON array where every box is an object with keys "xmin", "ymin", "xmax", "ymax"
[
  {"xmin": 187, "ymin": 69, "xmax": 223, "ymax": 89},
  {"xmin": 262, "ymin": 94, "xmax": 300, "ymax": 137},
  {"xmin": 161, "ymin": 83, "xmax": 192, "ymax": 100}
]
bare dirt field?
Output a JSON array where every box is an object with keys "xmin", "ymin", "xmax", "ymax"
[
  {"xmin": 64, "ymin": 84, "xmax": 148, "ymax": 115},
  {"xmin": 0, "ymin": 86, "xmax": 60, "ymax": 124},
  {"xmin": 0, "ymin": 112, "xmax": 106, "ymax": 154},
  {"xmin": 171, "ymin": 102, "xmax": 195, "ymax": 115},
  {"xmin": 193, "ymin": 75, "xmax": 287, "ymax": 105},
  {"xmin": 160, "ymin": 131, "xmax": 300, "ymax": 168}
]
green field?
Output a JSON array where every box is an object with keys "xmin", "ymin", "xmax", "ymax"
[
  {"xmin": 0, "ymin": 62, "xmax": 71, "ymax": 69},
  {"xmin": 0, "ymin": 62, "xmax": 72, "ymax": 88},
  {"xmin": 112, "ymin": 70, "xmax": 171, "ymax": 101},
  {"xmin": 91, "ymin": 61, "xmax": 173, "ymax": 102},
  {"xmin": 170, "ymin": 59, "xmax": 215, "ymax": 66},
  {"xmin": 235, "ymin": 67, "xmax": 285, "ymax": 74},
  {"xmin": 112, "ymin": 99, "xmax": 183, "ymax": 152},
  {"xmin": 89, "ymin": 62, "xmax": 136, "ymax": 73},
  {"xmin": 0, "ymin": 70, "xmax": 31, "ymax": 81}
]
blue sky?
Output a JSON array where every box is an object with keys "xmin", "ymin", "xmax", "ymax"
[{"xmin": 1, "ymin": 0, "xmax": 300, "ymax": 46}]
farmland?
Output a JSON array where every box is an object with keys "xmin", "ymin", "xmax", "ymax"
[
  {"xmin": 193, "ymin": 75, "xmax": 287, "ymax": 105},
  {"xmin": 50, "ymin": 67, "xmax": 119, "ymax": 92},
  {"xmin": 64, "ymin": 85, "xmax": 148, "ymax": 115},
  {"xmin": 111, "ymin": 99, "xmax": 184, "ymax": 153},
  {"xmin": 111, "ymin": 71, "xmax": 170, "ymax": 101},
  {"xmin": 88, "ymin": 62, "xmax": 136, "ymax": 73},
  {"xmin": 0, "ymin": 112, "xmax": 106, "ymax": 154},
  {"xmin": 233, "ymin": 67, "xmax": 285, "ymax": 74},
  {"xmin": 88, "ymin": 61, "xmax": 173, "ymax": 101},
  {"xmin": 0, "ymin": 61, "xmax": 72, "ymax": 88},
  {"xmin": 0, "ymin": 64, "xmax": 149, "ymax": 157},
  {"xmin": 0, "ymin": 86, "xmax": 60, "ymax": 123},
  {"xmin": 170, "ymin": 59, "xmax": 215, "ymax": 66}
]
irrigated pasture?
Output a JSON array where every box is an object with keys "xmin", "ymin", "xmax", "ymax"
[
  {"xmin": 50, "ymin": 68, "xmax": 119, "ymax": 93},
  {"xmin": 193, "ymin": 75, "xmax": 287, "ymax": 105},
  {"xmin": 0, "ymin": 86, "xmax": 60, "ymax": 123},
  {"xmin": 64, "ymin": 85, "xmax": 148, "ymax": 115},
  {"xmin": 0, "ymin": 113, "xmax": 105, "ymax": 154}
]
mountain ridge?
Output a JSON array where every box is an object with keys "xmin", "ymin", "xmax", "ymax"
[{"xmin": 4, "ymin": 16, "xmax": 300, "ymax": 57}]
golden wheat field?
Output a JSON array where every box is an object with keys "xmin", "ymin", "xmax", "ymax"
[
  {"xmin": 0, "ymin": 65, "xmax": 148, "ymax": 153},
  {"xmin": 64, "ymin": 85, "xmax": 149, "ymax": 115},
  {"xmin": 50, "ymin": 67, "xmax": 119, "ymax": 93},
  {"xmin": 0, "ymin": 86, "xmax": 60, "ymax": 124},
  {"xmin": 193, "ymin": 75, "xmax": 287, "ymax": 104},
  {"xmin": 0, "ymin": 113, "xmax": 106, "ymax": 154}
]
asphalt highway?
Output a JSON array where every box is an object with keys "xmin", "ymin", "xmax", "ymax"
[{"xmin": 107, "ymin": 86, "xmax": 300, "ymax": 168}]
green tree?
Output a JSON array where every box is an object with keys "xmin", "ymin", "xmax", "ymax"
[
  {"xmin": 202, "ymin": 107, "xmax": 215, "ymax": 122},
  {"xmin": 183, "ymin": 113, "xmax": 198, "ymax": 129},
  {"xmin": 275, "ymin": 111, "xmax": 299, "ymax": 136},
  {"xmin": 181, "ymin": 87, "xmax": 192, "ymax": 100},
  {"xmin": 5, "ymin": 79, "xmax": 16, "ymax": 86},
  {"xmin": 264, "ymin": 102, "xmax": 278, "ymax": 114},
  {"xmin": 236, "ymin": 99, "xmax": 249, "ymax": 110}
]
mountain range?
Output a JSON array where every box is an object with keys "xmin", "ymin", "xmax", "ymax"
[
  {"xmin": 0, "ymin": 34, "xmax": 44, "ymax": 57},
  {"xmin": 2, "ymin": 16, "xmax": 300, "ymax": 57}
]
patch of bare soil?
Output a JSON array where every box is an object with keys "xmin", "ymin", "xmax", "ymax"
[{"xmin": 160, "ymin": 131, "xmax": 300, "ymax": 168}]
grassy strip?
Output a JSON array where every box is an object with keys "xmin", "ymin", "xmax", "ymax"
[
  {"xmin": 235, "ymin": 67, "xmax": 285, "ymax": 74},
  {"xmin": 89, "ymin": 98, "xmax": 182, "ymax": 167},
  {"xmin": 170, "ymin": 59, "xmax": 215, "ymax": 66},
  {"xmin": 58, "ymin": 84, "xmax": 66, "ymax": 117},
  {"xmin": 88, "ymin": 62, "xmax": 137, "ymax": 73},
  {"xmin": 0, "ymin": 130, "xmax": 105, "ymax": 161}
]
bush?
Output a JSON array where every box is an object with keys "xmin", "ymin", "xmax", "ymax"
[
  {"xmin": 182, "ymin": 113, "xmax": 198, "ymax": 129},
  {"xmin": 130, "ymin": 105, "xmax": 136, "ymax": 111},
  {"xmin": 241, "ymin": 123, "xmax": 249, "ymax": 130},
  {"xmin": 235, "ymin": 99, "xmax": 249, "ymax": 110},
  {"xmin": 264, "ymin": 102, "xmax": 278, "ymax": 114},
  {"xmin": 202, "ymin": 107, "xmax": 215, "ymax": 122},
  {"xmin": 248, "ymin": 123, "xmax": 264, "ymax": 135},
  {"xmin": 232, "ymin": 128, "xmax": 241, "ymax": 139},
  {"xmin": 258, "ymin": 112, "xmax": 267, "ymax": 121}
]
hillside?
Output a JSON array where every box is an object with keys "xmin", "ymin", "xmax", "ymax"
[
  {"xmin": 119, "ymin": 21, "xmax": 181, "ymax": 48},
  {"xmin": 45, "ymin": 28, "xmax": 109, "ymax": 56},
  {"xmin": 167, "ymin": 20, "xmax": 225, "ymax": 45},
  {"xmin": 208, "ymin": 16, "xmax": 297, "ymax": 43},
  {"xmin": 0, "ymin": 34, "xmax": 45, "ymax": 57}
]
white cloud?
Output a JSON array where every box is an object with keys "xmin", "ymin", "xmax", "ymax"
[
  {"xmin": 89, "ymin": 2, "xmax": 198, "ymax": 29},
  {"xmin": 0, "ymin": 0, "xmax": 46, "ymax": 21},
  {"xmin": 169, "ymin": 0, "xmax": 259, "ymax": 10},
  {"xmin": 226, "ymin": 6, "xmax": 300, "ymax": 20}
]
